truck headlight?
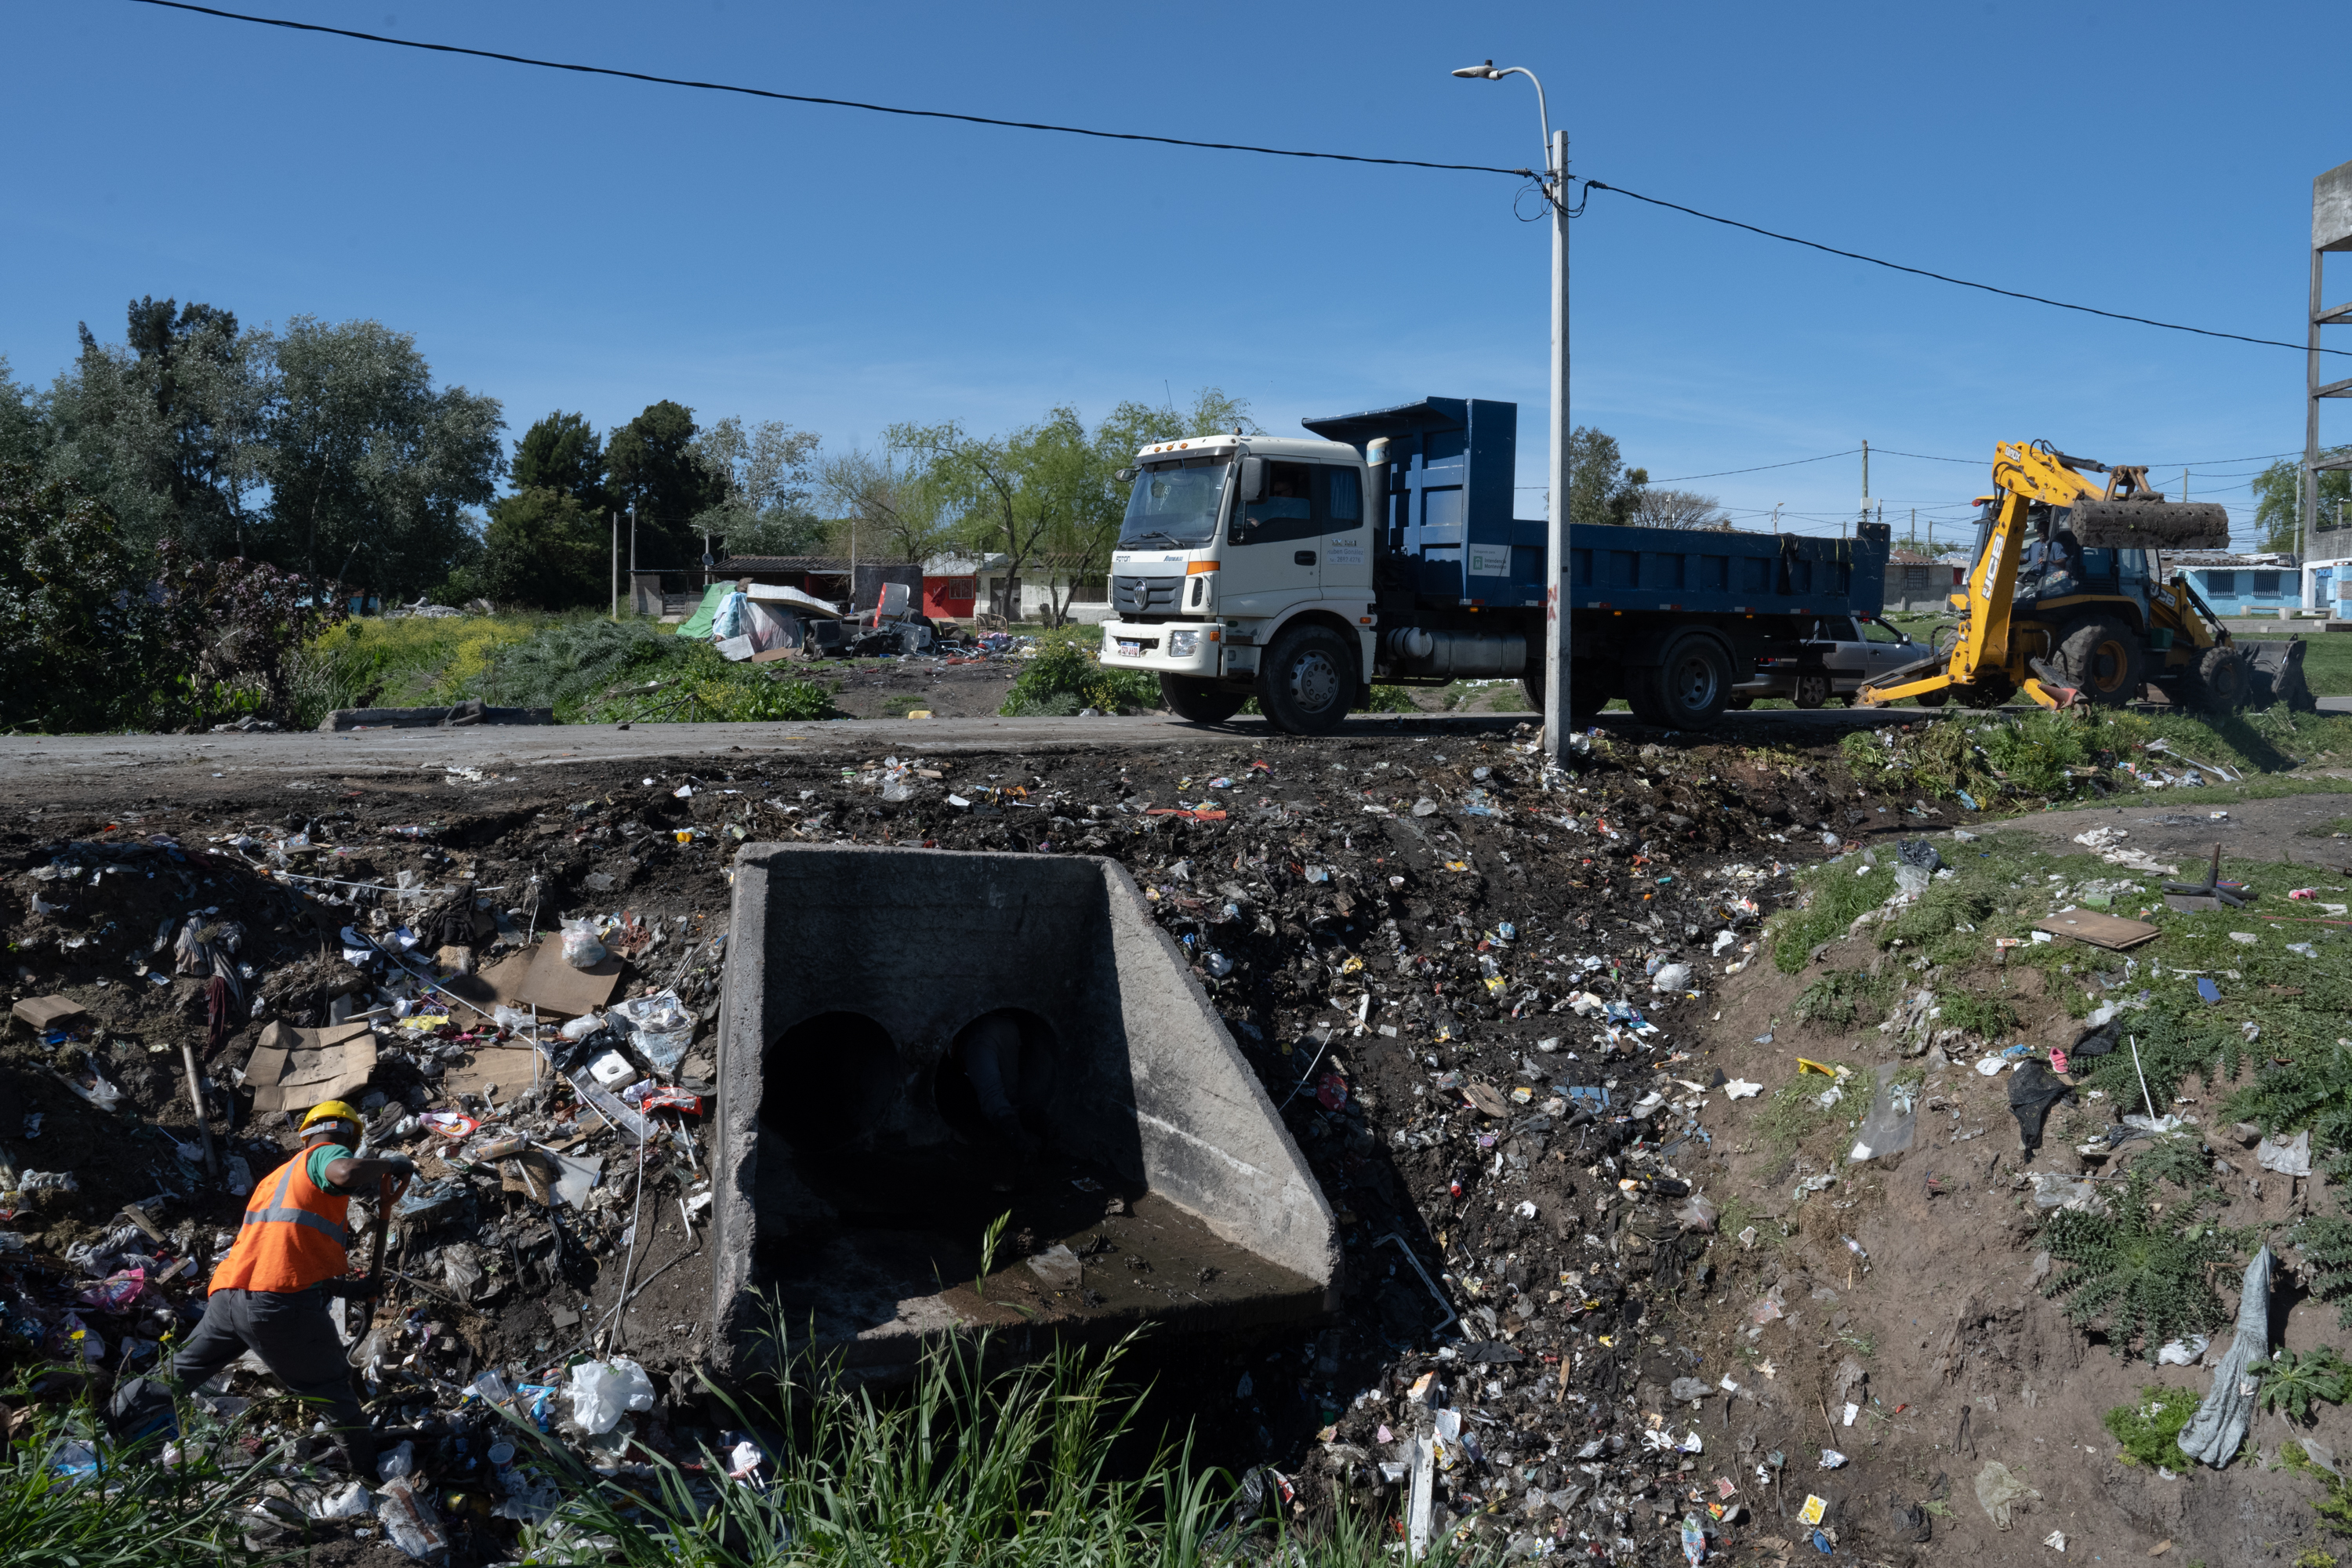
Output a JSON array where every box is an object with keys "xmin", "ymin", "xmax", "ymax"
[{"xmin": 1168, "ymin": 630, "xmax": 1200, "ymax": 657}]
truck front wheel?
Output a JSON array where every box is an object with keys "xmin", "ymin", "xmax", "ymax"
[
  {"xmin": 1628, "ymin": 634, "xmax": 1733, "ymax": 730},
  {"xmin": 1259, "ymin": 625, "xmax": 1356, "ymax": 735},
  {"xmin": 1160, "ymin": 674, "xmax": 1246, "ymax": 724}
]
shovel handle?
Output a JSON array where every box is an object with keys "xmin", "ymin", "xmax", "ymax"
[{"xmin": 352, "ymin": 1173, "xmax": 408, "ymax": 1345}]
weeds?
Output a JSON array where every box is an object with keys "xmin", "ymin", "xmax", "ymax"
[
  {"xmin": 2298, "ymin": 1214, "xmax": 2352, "ymax": 1331},
  {"xmin": 2254, "ymin": 1347, "xmax": 2352, "ymax": 1424},
  {"xmin": 0, "ymin": 1396, "xmax": 282, "ymax": 1566},
  {"xmin": 2285, "ymin": 1441, "xmax": 2352, "ymax": 1542},
  {"xmin": 1002, "ymin": 626, "xmax": 1161, "ymax": 716},
  {"xmin": 1933, "ymin": 990, "xmax": 2019, "ymax": 1041},
  {"xmin": 2041, "ymin": 1169, "xmax": 2237, "ymax": 1358},
  {"xmin": 1794, "ymin": 967, "xmax": 1891, "ymax": 1029},
  {"xmin": 1755, "ymin": 1085, "xmax": 1836, "ymax": 1151},
  {"xmin": 2103, "ymin": 1385, "xmax": 2201, "ymax": 1469},
  {"xmin": 508, "ymin": 1322, "xmax": 1460, "ymax": 1568}
]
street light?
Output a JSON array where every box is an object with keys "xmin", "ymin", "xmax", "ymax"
[{"xmin": 1452, "ymin": 59, "xmax": 1570, "ymax": 765}]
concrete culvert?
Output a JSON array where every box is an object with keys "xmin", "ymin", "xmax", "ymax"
[{"xmin": 711, "ymin": 844, "xmax": 1339, "ymax": 1382}]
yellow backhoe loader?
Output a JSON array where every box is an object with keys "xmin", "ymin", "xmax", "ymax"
[{"xmin": 1860, "ymin": 441, "xmax": 2313, "ymax": 713}]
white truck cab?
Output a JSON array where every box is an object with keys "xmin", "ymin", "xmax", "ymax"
[{"xmin": 1097, "ymin": 433, "xmax": 1376, "ymax": 733}]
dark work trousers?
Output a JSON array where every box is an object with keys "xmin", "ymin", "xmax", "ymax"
[{"xmin": 170, "ymin": 1286, "xmax": 374, "ymax": 1473}]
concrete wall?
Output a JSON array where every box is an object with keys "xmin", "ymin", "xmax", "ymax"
[{"xmin": 709, "ymin": 844, "xmax": 1337, "ymax": 1376}]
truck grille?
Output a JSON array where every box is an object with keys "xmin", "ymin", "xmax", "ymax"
[{"xmin": 1112, "ymin": 575, "xmax": 1181, "ymax": 616}]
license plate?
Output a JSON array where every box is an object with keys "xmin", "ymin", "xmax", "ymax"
[{"xmin": 1116, "ymin": 639, "xmax": 1143, "ymax": 658}]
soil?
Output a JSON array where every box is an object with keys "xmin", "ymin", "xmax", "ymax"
[
  {"xmin": 5, "ymin": 718, "xmax": 2349, "ymax": 1566},
  {"xmin": 801, "ymin": 654, "xmax": 1025, "ymax": 720}
]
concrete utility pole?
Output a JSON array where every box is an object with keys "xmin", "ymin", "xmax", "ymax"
[
  {"xmin": 611, "ymin": 510, "xmax": 619, "ymax": 622},
  {"xmin": 2307, "ymin": 160, "xmax": 2352, "ymax": 576},
  {"xmin": 1857, "ymin": 440, "xmax": 1874, "ymax": 540},
  {"xmin": 1451, "ymin": 60, "xmax": 1570, "ymax": 764},
  {"xmin": 629, "ymin": 506, "xmax": 637, "ymax": 615}
]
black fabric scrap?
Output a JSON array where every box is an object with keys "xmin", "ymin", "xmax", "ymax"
[
  {"xmin": 1897, "ymin": 839, "xmax": 1945, "ymax": 873},
  {"xmin": 2007, "ymin": 1060, "xmax": 2072, "ymax": 1149}
]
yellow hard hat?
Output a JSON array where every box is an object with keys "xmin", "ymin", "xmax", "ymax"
[{"xmin": 299, "ymin": 1100, "xmax": 362, "ymax": 1137}]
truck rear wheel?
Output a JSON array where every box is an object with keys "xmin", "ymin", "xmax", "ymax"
[
  {"xmin": 1258, "ymin": 625, "xmax": 1356, "ymax": 735},
  {"xmin": 1159, "ymin": 674, "xmax": 1246, "ymax": 724},
  {"xmin": 1791, "ymin": 673, "xmax": 1831, "ymax": 710},
  {"xmin": 1627, "ymin": 634, "xmax": 1732, "ymax": 730},
  {"xmin": 1518, "ymin": 662, "xmax": 1610, "ymax": 722},
  {"xmin": 2051, "ymin": 613, "xmax": 2144, "ymax": 706}
]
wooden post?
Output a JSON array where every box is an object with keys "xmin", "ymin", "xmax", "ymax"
[{"xmin": 179, "ymin": 1040, "xmax": 218, "ymax": 1178}]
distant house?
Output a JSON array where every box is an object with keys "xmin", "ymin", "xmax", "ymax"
[
  {"xmin": 924, "ymin": 553, "xmax": 1111, "ymax": 624},
  {"xmin": 2168, "ymin": 551, "xmax": 2298, "ymax": 617},
  {"xmin": 1884, "ymin": 549, "xmax": 1963, "ymax": 612},
  {"xmin": 2305, "ymin": 528, "xmax": 2352, "ymax": 619}
]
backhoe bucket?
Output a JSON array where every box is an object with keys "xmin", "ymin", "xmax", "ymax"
[
  {"xmin": 2070, "ymin": 499, "xmax": 2230, "ymax": 550},
  {"xmin": 2238, "ymin": 639, "xmax": 2314, "ymax": 711}
]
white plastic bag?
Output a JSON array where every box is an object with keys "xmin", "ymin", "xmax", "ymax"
[
  {"xmin": 566, "ymin": 1356, "xmax": 655, "ymax": 1435},
  {"xmin": 610, "ymin": 989, "xmax": 695, "ymax": 1074},
  {"xmin": 559, "ymin": 916, "xmax": 606, "ymax": 970},
  {"xmin": 560, "ymin": 1011, "xmax": 604, "ymax": 1042}
]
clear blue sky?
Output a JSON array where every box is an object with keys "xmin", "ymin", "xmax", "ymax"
[{"xmin": 5, "ymin": 0, "xmax": 2345, "ymax": 548}]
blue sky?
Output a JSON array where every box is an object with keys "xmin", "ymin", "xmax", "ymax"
[{"xmin": 5, "ymin": 1, "xmax": 2346, "ymax": 548}]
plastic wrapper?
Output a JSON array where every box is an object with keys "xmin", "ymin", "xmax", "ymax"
[
  {"xmin": 377, "ymin": 1475, "xmax": 448, "ymax": 1559},
  {"xmin": 559, "ymin": 916, "xmax": 607, "ymax": 970},
  {"xmin": 566, "ymin": 1356, "xmax": 655, "ymax": 1435},
  {"xmin": 610, "ymin": 989, "xmax": 695, "ymax": 1075}
]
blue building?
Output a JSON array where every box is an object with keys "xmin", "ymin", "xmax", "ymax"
[{"xmin": 2168, "ymin": 553, "xmax": 2298, "ymax": 617}]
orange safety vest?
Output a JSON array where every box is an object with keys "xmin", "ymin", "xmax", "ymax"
[{"xmin": 209, "ymin": 1147, "xmax": 352, "ymax": 1294}]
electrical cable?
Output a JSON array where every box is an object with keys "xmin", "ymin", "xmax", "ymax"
[
  {"xmin": 1582, "ymin": 181, "xmax": 2350, "ymax": 358},
  {"xmin": 130, "ymin": 0, "xmax": 2350, "ymax": 360},
  {"xmin": 125, "ymin": 0, "xmax": 1530, "ymax": 179}
]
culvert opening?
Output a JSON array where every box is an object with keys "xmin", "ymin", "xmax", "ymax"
[{"xmin": 711, "ymin": 845, "xmax": 1340, "ymax": 1381}]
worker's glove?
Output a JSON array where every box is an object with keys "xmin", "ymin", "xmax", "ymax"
[
  {"xmin": 378, "ymin": 1155, "xmax": 419, "ymax": 1181},
  {"xmin": 324, "ymin": 1276, "xmax": 383, "ymax": 1301}
]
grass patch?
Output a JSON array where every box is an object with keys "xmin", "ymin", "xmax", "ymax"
[
  {"xmin": 1755, "ymin": 1083, "xmax": 1838, "ymax": 1150},
  {"xmin": 1933, "ymin": 990, "xmax": 2019, "ymax": 1041},
  {"xmin": 1794, "ymin": 967, "xmax": 1891, "ymax": 1028},
  {"xmin": 0, "ymin": 1395, "xmax": 283, "ymax": 1566},
  {"xmin": 288, "ymin": 612, "xmax": 550, "ymax": 727},
  {"xmin": 2285, "ymin": 1440, "xmax": 2352, "ymax": 1541},
  {"xmin": 508, "ymin": 1323, "xmax": 1464, "ymax": 1568},
  {"xmin": 1769, "ymin": 862, "xmax": 1898, "ymax": 973},
  {"xmin": 2103, "ymin": 1385, "xmax": 2201, "ymax": 1469},
  {"xmin": 2302, "ymin": 816, "xmax": 2352, "ymax": 839},
  {"xmin": 452, "ymin": 616, "xmax": 842, "ymax": 723}
]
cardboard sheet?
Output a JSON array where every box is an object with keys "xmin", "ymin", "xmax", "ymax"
[
  {"xmin": 11, "ymin": 995, "xmax": 88, "ymax": 1033},
  {"xmin": 245, "ymin": 1019, "xmax": 379, "ymax": 1113},
  {"xmin": 2035, "ymin": 907, "xmax": 2162, "ymax": 951},
  {"xmin": 442, "ymin": 1047, "xmax": 544, "ymax": 1101},
  {"xmin": 513, "ymin": 940, "xmax": 624, "ymax": 1018}
]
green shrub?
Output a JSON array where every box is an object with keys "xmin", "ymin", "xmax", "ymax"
[
  {"xmin": 1769, "ymin": 862, "xmax": 1898, "ymax": 973},
  {"xmin": 2256, "ymin": 1347, "xmax": 2352, "ymax": 1423},
  {"xmin": 1002, "ymin": 627, "xmax": 1161, "ymax": 716},
  {"xmin": 2042, "ymin": 1170, "xmax": 2236, "ymax": 1358},
  {"xmin": 2299, "ymin": 1214, "xmax": 2352, "ymax": 1331},
  {"xmin": 1755, "ymin": 1083, "xmax": 1838, "ymax": 1151},
  {"xmin": 1794, "ymin": 968, "xmax": 1890, "ymax": 1029},
  {"xmin": 2227, "ymin": 1038, "xmax": 2352, "ymax": 1185},
  {"xmin": 2103, "ymin": 1385, "xmax": 2201, "ymax": 1469},
  {"xmin": 1935, "ymin": 990, "xmax": 2019, "ymax": 1041}
]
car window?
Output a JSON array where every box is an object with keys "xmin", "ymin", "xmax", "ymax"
[
  {"xmin": 1818, "ymin": 618, "xmax": 1858, "ymax": 642},
  {"xmin": 1860, "ymin": 619, "xmax": 1903, "ymax": 644}
]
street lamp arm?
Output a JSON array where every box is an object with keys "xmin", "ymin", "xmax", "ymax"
[{"xmin": 1453, "ymin": 61, "xmax": 1553, "ymax": 177}]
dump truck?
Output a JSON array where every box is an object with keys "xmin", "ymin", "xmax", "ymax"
[
  {"xmin": 1097, "ymin": 396, "xmax": 1889, "ymax": 733},
  {"xmin": 1859, "ymin": 441, "xmax": 2314, "ymax": 713}
]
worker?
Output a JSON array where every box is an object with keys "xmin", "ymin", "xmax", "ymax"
[
  {"xmin": 167, "ymin": 1100, "xmax": 416, "ymax": 1473},
  {"xmin": 2023, "ymin": 511, "xmax": 2085, "ymax": 601}
]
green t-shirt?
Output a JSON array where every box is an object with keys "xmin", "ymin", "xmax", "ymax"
[{"xmin": 305, "ymin": 1142, "xmax": 358, "ymax": 1196}]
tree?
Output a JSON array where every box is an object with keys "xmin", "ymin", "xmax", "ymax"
[
  {"xmin": 511, "ymin": 411, "xmax": 609, "ymax": 512},
  {"xmin": 0, "ymin": 461, "xmax": 151, "ymax": 731},
  {"xmin": 2251, "ymin": 452, "xmax": 2351, "ymax": 551},
  {"xmin": 1627, "ymin": 486, "xmax": 1730, "ymax": 529},
  {"xmin": 0, "ymin": 355, "xmax": 47, "ymax": 468},
  {"xmin": 261, "ymin": 316, "xmax": 505, "ymax": 594},
  {"xmin": 691, "ymin": 416, "xmax": 822, "ymax": 557},
  {"xmin": 818, "ymin": 444, "xmax": 953, "ymax": 564},
  {"xmin": 480, "ymin": 487, "xmax": 608, "ymax": 609},
  {"xmin": 605, "ymin": 401, "xmax": 720, "ymax": 568},
  {"xmin": 1566, "ymin": 426, "xmax": 1648, "ymax": 530}
]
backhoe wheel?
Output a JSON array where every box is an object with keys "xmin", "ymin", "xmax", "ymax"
[
  {"xmin": 1912, "ymin": 688, "xmax": 1950, "ymax": 708},
  {"xmin": 1160, "ymin": 674, "xmax": 1246, "ymax": 724},
  {"xmin": 2186, "ymin": 646, "xmax": 2250, "ymax": 714},
  {"xmin": 2051, "ymin": 613, "xmax": 2145, "ymax": 706},
  {"xmin": 1628, "ymin": 633, "xmax": 1733, "ymax": 730},
  {"xmin": 1955, "ymin": 680, "xmax": 2015, "ymax": 710},
  {"xmin": 1258, "ymin": 624, "xmax": 1356, "ymax": 735},
  {"xmin": 1791, "ymin": 673, "xmax": 1831, "ymax": 710}
]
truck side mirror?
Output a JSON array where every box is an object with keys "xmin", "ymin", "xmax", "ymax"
[
  {"xmin": 1238, "ymin": 456, "xmax": 1264, "ymax": 502},
  {"xmin": 1114, "ymin": 466, "xmax": 1138, "ymax": 483}
]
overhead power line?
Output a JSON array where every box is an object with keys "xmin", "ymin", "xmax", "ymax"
[
  {"xmin": 1581, "ymin": 183, "xmax": 2349, "ymax": 358},
  {"xmin": 125, "ymin": 0, "xmax": 1527, "ymax": 178},
  {"xmin": 130, "ymin": 0, "xmax": 2351, "ymax": 361}
]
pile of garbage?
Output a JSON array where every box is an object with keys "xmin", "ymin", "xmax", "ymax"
[{"xmin": 1, "ymin": 723, "xmax": 1977, "ymax": 1561}]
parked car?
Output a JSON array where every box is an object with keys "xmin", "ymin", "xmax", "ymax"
[{"xmin": 1727, "ymin": 613, "xmax": 1943, "ymax": 708}]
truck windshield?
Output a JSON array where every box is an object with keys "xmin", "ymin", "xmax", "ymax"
[{"xmin": 1119, "ymin": 456, "xmax": 1228, "ymax": 549}]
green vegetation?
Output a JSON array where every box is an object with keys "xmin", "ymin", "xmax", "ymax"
[
  {"xmin": 2042, "ymin": 1170, "xmax": 2237, "ymax": 1359},
  {"xmin": 2103, "ymin": 1385, "xmax": 2202, "ymax": 1469},
  {"xmin": 1755, "ymin": 1083, "xmax": 1838, "ymax": 1151},
  {"xmin": 511, "ymin": 1326, "xmax": 1461, "ymax": 1568},
  {"xmin": 1933, "ymin": 989, "xmax": 2018, "ymax": 1041},
  {"xmin": 2285, "ymin": 1440, "xmax": 2352, "ymax": 1543},
  {"xmin": 2254, "ymin": 1346, "xmax": 2352, "ymax": 1424},
  {"xmin": 2298, "ymin": 1216, "xmax": 2352, "ymax": 1332},
  {"xmin": 0, "ymin": 1398, "xmax": 281, "ymax": 1567},
  {"xmin": 1793, "ymin": 967, "xmax": 1890, "ymax": 1028},
  {"xmin": 1000, "ymin": 626, "xmax": 1162, "ymax": 716}
]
